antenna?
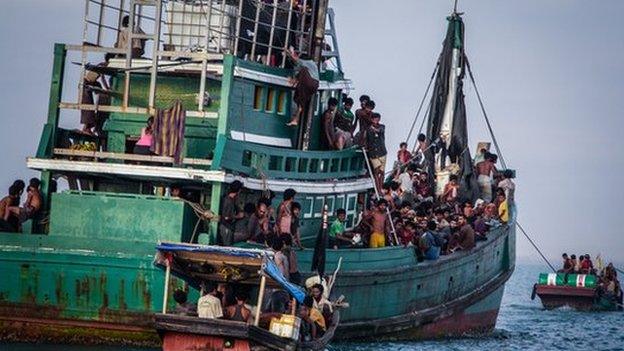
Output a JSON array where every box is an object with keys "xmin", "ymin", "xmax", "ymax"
[{"xmin": 453, "ymin": 0, "xmax": 459, "ymax": 13}]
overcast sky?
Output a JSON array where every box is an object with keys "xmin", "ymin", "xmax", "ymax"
[{"xmin": 1, "ymin": 0, "xmax": 623, "ymax": 264}]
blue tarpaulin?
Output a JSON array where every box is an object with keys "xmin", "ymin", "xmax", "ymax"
[
  {"xmin": 263, "ymin": 258, "xmax": 306, "ymax": 303},
  {"xmin": 154, "ymin": 242, "xmax": 306, "ymax": 302}
]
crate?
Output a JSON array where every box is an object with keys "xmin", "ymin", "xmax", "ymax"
[{"xmin": 269, "ymin": 314, "xmax": 301, "ymax": 341}]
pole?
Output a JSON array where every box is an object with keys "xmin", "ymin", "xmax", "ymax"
[
  {"xmin": 254, "ymin": 275, "xmax": 267, "ymax": 326},
  {"xmin": 361, "ymin": 148, "xmax": 399, "ymax": 246},
  {"xmin": 162, "ymin": 257, "xmax": 171, "ymax": 314},
  {"xmin": 300, "ymin": 0, "xmax": 328, "ymax": 150}
]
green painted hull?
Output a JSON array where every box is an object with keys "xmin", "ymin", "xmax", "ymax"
[{"xmin": 0, "ymin": 223, "xmax": 514, "ymax": 344}]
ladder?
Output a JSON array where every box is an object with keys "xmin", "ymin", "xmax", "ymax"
[
  {"xmin": 322, "ymin": 8, "xmax": 343, "ymax": 72},
  {"xmin": 123, "ymin": 0, "xmax": 163, "ymax": 112}
]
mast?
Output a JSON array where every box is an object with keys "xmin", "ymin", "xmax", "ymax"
[{"xmin": 426, "ymin": 9, "xmax": 473, "ymax": 198}]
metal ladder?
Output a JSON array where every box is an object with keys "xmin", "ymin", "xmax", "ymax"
[
  {"xmin": 123, "ymin": 0, "xmax": 163, "ymax": 112},
  {"xmin": 322, "ymin": 8, "xmax": 343, "ymax": 72}
]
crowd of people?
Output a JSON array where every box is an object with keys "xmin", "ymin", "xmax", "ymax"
[
  {"xmin": 0, "ymin": 178, "xmax": 45, "ymax": 233},
  {"xmin": 171, "ymin": 278, "xmax": 334, "ymax": 342},
  {"xmin": 559, "ymin": 253, "xmax": 622, "ymax": 299}
]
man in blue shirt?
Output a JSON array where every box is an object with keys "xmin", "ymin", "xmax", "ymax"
[{"xmin": 419, "ymin": 220, "xmax": 442, "ymax": 260}]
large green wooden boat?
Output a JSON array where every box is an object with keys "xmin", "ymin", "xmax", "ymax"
[{"xmin": 0, "ymin": 0, "xmax": 515, "ymax": 346}]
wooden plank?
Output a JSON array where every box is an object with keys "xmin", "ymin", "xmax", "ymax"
[
  {"xmin": 53, "ymin": 148, "xmax": 212, "ymax": 166},
  {"xmin": 58, "ymin": 102, "xmax": 218, "ymax": 119}
]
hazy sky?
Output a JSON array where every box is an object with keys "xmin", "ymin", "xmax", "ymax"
[{"xmin": 1, "ymin": 1, "xmax": 623, "ymax": 264}]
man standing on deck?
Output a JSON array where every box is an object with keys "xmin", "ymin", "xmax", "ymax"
[
  {"xmin": 219, "ymin": 181, "xmax": 244, "ymax": 246},
  {"xmin": 285, "ymin": 49, "xmax": 319, "ymax": 127},
  {"xmin": 353, "ymin": 95, "xmax": 370, "ymax": 134},
  {"xmin": 476, "ymin": 152, "xmax": 497, "ymax": 202},
  {"xmin": 364, "ymin": 113, "xmax": 387, "ymax": 193},
  {"xmin": 365, "ymin": 199, "xmax": 390, "ymax": 248}
]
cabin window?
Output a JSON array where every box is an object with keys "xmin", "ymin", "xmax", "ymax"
[
  {"xmin": 265, "ymin": 88, "xmax": 276, "ymax": 112},
  {"xmin": 309, "ymin": 159, "xmax": 319, "ymax": 173},
  {"xmin": 325, "ymin": 196, "xmax": 335, "ymax": 216},
  {"xmin": 335, "ymin": 195, "xmax": 345, "ymax": 212},
  {"xmin": 285, "ymin": 157, "xmax": 297, "ymax": 172},
  {"xmin": 253, "ymin": 85, "xmax": 263, "ymax": 110},
  {"xmin": 340, "ymin": 157, "xmax": 349, "ymax": 172},
  {"xmin": 303, "ymin": 196, "xmax": 314, "ymax": 219},
  {"xmin": 298, "ymin": 158, "xmax": 309, "ymax": 173},
  {"xmin": 277, "ymin": 90, "xmax": 287, "ymax": 115},
  {"xmin": 345, "ymin": 193, "xmax": 357, "ymax": 227},
  {"xmin": 268, "ymin": 155, "xmax": 283, "ymax": 171},
  {"xmin": 330, "ymin": 158, "xmax": 340, "ymax": 173},
  {"xmin": 313, "ymin": 197, "xmax": 324, "ymax": 218},
  {"xmin": 242, "ymin": 150, "xmax": 253, "ymax": 167}
]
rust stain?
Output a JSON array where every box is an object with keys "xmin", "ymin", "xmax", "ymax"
[
  {"xmin": 132, "ymin": 272, "xmax": 152, "ymax": 311},
  {"xmin": 119, "ymin": 279, "xmax": 127, "ymax": 311},
  {"xmin": 54, "ymin": 274, "xmax": 66, "ymax": 306}
]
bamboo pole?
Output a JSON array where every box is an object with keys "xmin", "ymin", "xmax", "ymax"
[
  {"xmin": 162, "ymin": 258, "xmax": 171, "ymax": 314},
  {"xmin": 254, "ymin": 275, "xmax": 267, "ymax": 326}
]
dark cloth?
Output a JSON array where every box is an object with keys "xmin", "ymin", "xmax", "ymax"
[
  {"xmin": 457, "ymin": 224, "xmax": 475, "ymax": 250},
  {"xmin": 290, "ymin": 216, "xmax": 300, "ymax": 238},
  {"xmin": 321, "ymin": 110, "xmax": 335, "ymax": 150},
  {"xmin": 0, "ymin": 219, "xmax": 16, "ymax": 232},
  {"xmin": 289, "ymin": 271, "xmax": 302, "ymax": 286},
  {"xmin": 294, "ymin": 67, "xmax": 319, "ymax": 107},
  {"xmin": 133, "ymin": 145, "xmax": 153, "ymax": 155},
  {"xmin": 247, "ymin": 213, "xmax": 266, "ymax": 243},
  {"xmin": 151, "ymin": 100, "xmax": 186, "ymax": 164},
  {"xmin": 229, "ymin": 305, "xmax": 247, "ymax": 322},
  {"xmin": 220, "ymin": 196, "xmax": 240, "ymax": 231},
  {"xmin": 219, "ymin": 196, "xmax": 240, "ymax": 246},
  {"xmin": 80, "ymin": 81, "xmax": 100, "ymax": 126},
  {"xmin": 365, "ymin": 125, "xmax": 387, "ymax": 158},
  {"xmin": 334, "ymin": 110, "xmax": 352, "ymax": 132}
]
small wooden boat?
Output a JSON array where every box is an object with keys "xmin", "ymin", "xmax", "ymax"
[
  {"xmin": 532, "ymin": 273, "xmax": 623, "ymax": 311},
  {"xmin": 153, "ymin": 242, "xmax": 340, "ymax": 351}
]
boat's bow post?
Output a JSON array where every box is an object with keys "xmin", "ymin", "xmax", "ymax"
[
  {"xmin": 162, "ymin": 253, "xmax": 172, "ymax": 314},
  {"xmin": 254, "ymin": 274, "xmax": 267, "ymax": 326}
]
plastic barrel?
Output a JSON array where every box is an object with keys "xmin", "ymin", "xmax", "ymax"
[{"xmin": 538, "ymin": 273, "xmax": 565, "ymax": 286}]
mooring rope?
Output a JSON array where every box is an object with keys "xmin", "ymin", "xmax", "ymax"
[{"xmin": 516, "ymin": 222, "xmax": 556, "ymax": 272}]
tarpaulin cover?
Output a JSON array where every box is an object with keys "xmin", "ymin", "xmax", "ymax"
[
  {"xmin": 263, "ymin": 258, "xmax": 306, "ymax": 303},
  {"xmin": 425, "ymin": 13, "xmax": 479, "ymax": 203},
  {"xmin": 156, "ymin": 242, "xmax": 267, "ymax": 258}
]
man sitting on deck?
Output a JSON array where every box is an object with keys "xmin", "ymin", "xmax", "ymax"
[
  {"xmin": 224, "ymin": 291, "xmax": 251, "ymax": 323},
  {"xmin": 4, "ymin": 178, "xmax": 42, "ymax": 229},
  {"xmin": 328, "ymin": 208, "xmax": 353, "ymax": 249},
  {"xmin": 419, "ymin": 221, "xmax": 442, "ymax": 260},
  {"xmin": 558, "ymin": 253, "xmax": 574, "ymax": 273},
  {"xmin": 448, "ymin": 215, "xmax": 475, "ymax": 252},
  {"xmin": 299, "ymin": 296, "xmax": 326, "ymax": 339},
  {"xmin": 197, "ymin": 282, "xmax": 223, "ymax": 319},
  {"xmin": 0, "ymin": 184, "xmax": 20, "ymax": 232}
]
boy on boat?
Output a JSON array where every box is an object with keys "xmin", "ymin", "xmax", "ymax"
[
  {"xmin": 285, "ymin": 49, "xmax": 319, "ymax": 126},
  {"xmin": 363, "ymin": 199, "xmax": 390, "ymax": 248},
  {"xmin": 197, "ymin": 282, "xmax": 223, "ymax": 319},
  {"xmin": 4, "ymin": 178, "xmax": 41, "ymax": 228}
]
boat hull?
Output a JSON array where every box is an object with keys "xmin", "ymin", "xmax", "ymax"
[
  {"xmin": 535, "ymin": 285, "xmax": 622, "ymax": 311},
  {"xmin": 0, "ymin": 224, "xmax": 514, "ymax": 345}
]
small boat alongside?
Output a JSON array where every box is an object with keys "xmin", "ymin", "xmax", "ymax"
[
  {"xmin": 532, "ymin": 272, "xmax": 623, "ymax": 311},
  {"xmin": 153, "ymin": 243, "xmax": 340, "ymax": 351}
]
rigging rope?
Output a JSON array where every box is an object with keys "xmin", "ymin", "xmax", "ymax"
[
  {"xmin": 516, "ymin": 221, "xmax": 556, "ymax": 272},
  {"xmin": 405, "ymin": 62, "xmax": 439, "ymax": 145},
  {"xmin": 465, "ymin": 57, "xmax": 507, "ymax": 170}
]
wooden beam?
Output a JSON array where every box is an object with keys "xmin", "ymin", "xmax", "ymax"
[
  {"xmin": 53, "ymin": 148, "xmax": 212, "ymax": 166},
  {"xmin": 58, "ymin": 102, "xmax": 218, "ymax": 119}
]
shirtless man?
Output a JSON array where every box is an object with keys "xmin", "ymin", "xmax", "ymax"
[
  {"xmin": 365, "ymin": 199, "xmax": 390, "ymax": 248},
  {"xmin": 4, "ymin": 178, "xmax": 41, "ymax": 226},
  {"xmin": 476, "ymin": 152, "xmax": 497, "ymax": 202}
]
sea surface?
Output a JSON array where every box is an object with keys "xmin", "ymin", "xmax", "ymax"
[{"xmin": 2, "ymin": 263, "xmax": 623, "ymax": 351}]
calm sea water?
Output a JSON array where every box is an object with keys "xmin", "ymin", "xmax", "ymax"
[{"xmin": 2, "ymin": 264, "xmax": 623, "ymax": 351}]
